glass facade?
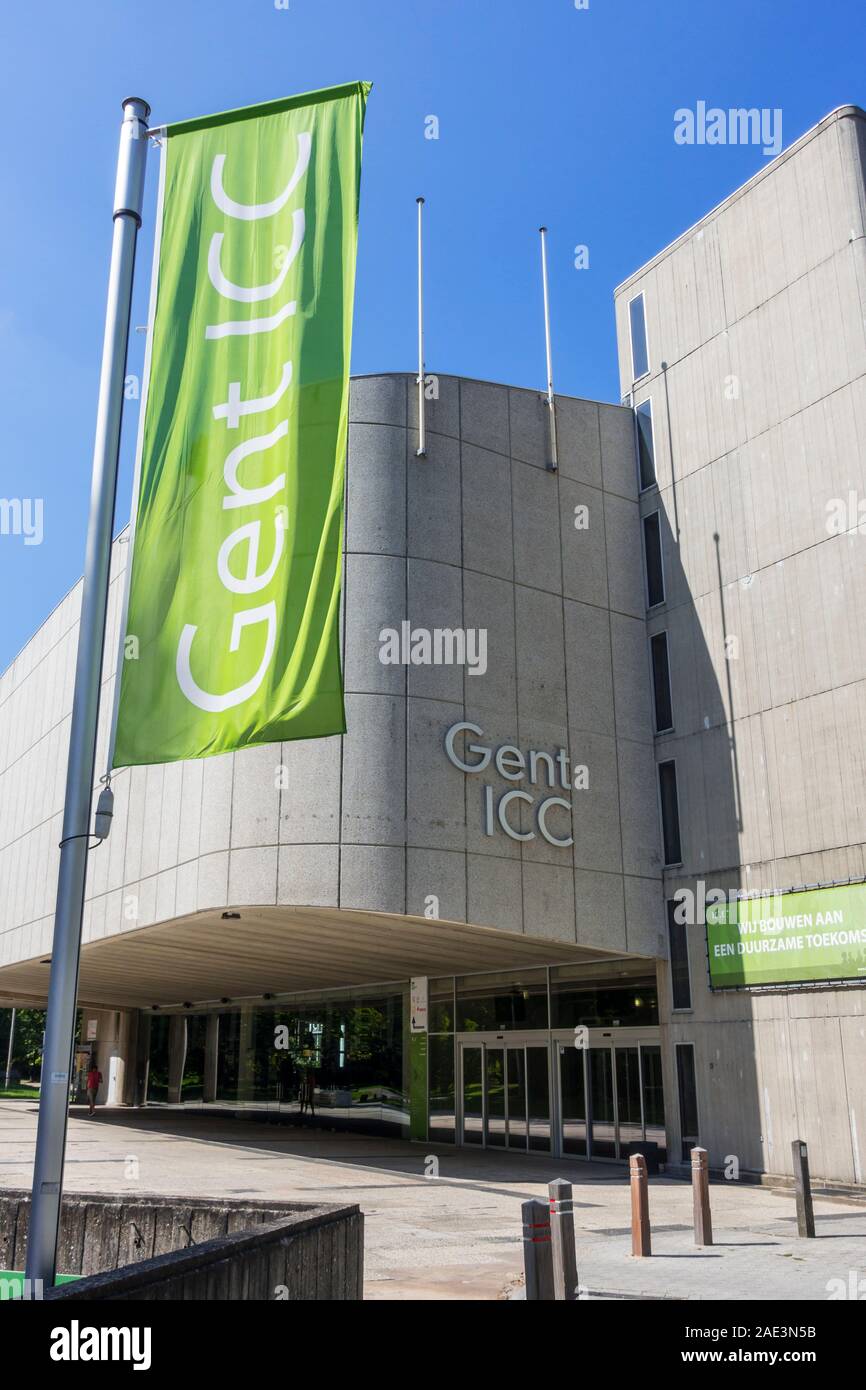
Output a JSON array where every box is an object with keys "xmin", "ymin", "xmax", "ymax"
[
  {"xmin": 550, "ymin": 963, "xmax": 659, "ymax": 1029},
  {"xmin": 142, "ymin": 987, "xmax": 409, "ymax": 1137},
  {"xmin": 456, "ymin": 968, "xmax": 549, "ymax": 1032},
  {"xmin": 629, "ymin": 293, "xmax": 650, "ymax": 380},
  {"xmin": 141, "ymin": 964, "xmax": 667, "ymax": 1160}
]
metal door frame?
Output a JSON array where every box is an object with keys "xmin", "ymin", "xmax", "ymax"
[
  {"xmin": 456, "ymin": 1034, "xmax": 553, "ymax": 1152},
  {"xmin": 553, "ymin": 1027, "xmax": 662, "ymax": 1162},
  {"xmin": 456, "ymin": 1028, "xmax": 663, "ymax": 1160}
]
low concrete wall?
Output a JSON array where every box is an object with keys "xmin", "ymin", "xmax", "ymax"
[{"xmin": 1, "ymin": 1191, "xmax": 363, "ymax": 1300}]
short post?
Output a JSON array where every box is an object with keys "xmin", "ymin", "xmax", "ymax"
[
  {"xmin": 548, "ymin": 1178, "xmax": 579, "ymax": 1300},
  {"xmin": 522, "ymin": 1198, "xmax": 555, "ymax": 1300},
  {"xmin": 792, "ymin": 1139, "xmax": 816, "ymax": 1238},
  {"xmin": 630, "ymin": 1152, "xmax": 651, "ymax": 1257},
  {"xmin": 691, "ymin": 1146, "xmax": 713, "ymax": 1246}
]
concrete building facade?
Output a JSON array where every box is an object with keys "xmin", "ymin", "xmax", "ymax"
[
  {"xmin": 0, "ymin": 374, "xmax": 668, "ymax": 1158},
  {"xmin": 1, "ymin": 105, "xmax": 864, "ymax": 1187},
  {"xmin": 614, "ymin": 105, "xmax": 866, "ymax": 1187}
]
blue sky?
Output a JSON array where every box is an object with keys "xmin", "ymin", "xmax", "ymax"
[{"xmin": 0, "ymin": 0, "xmax": 863, "ymax": 672}]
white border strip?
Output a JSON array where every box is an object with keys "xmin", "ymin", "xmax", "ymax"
[{"xmin": 105, "ymin": 132, "xmax": 169, "ymax": 775}]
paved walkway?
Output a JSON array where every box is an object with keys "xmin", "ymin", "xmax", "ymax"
[{"xmin": 2, "ymin": 1101, "xmax": 864, "ymax": 1300}]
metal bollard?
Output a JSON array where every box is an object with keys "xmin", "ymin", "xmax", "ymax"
[
  {"xmin": 792, "ymin": 1139, "xmax": 816, "ymax": 1238},
  {"xmin": 548, "ymin": 1178, "xmax": 579, "ymax": 1300},
  {"xmin": 630, "ymin": 1152, "xmax": 651, "ymax": 1257},
  {"xmin": 522, "ymin": 1197, "xmax": 555, "ymax": 1299},
  {"xmin": 691, "ymin": 1146, "xmax": 713, "ymax": 1246}
]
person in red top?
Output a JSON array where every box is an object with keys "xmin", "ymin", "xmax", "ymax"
[{"xmin": 86, "ymin": 1063, "xmax": 102, "ymax": 1115}]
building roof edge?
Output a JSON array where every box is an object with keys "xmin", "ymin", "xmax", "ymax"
[{"xmin": 613, "ymin": 104, "xmax": 866, "ymax": 298}]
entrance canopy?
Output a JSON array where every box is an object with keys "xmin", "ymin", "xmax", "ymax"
[{"xmin": 0, "ymin": 906, "xmax": 632, "ymax": 1011}]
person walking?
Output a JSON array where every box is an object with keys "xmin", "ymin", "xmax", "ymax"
[
  {"xmin": 298, "ymin": 1070, "xmax": 316, "ymax": 1118},
  {"xmin": 86, "ymin": 1062, "xmax": 102, "ymax": 1115}
]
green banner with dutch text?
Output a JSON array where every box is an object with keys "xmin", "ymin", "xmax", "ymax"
[
  {"xmin": 706, "ymin": 882, "xmax": 866, "ymax": 988},
  {"xmin": 114, "ymin": 81, "xmax": 370, "ymax": 767}
]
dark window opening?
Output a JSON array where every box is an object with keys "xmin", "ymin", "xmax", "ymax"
[
  {"xmin": 651, "ymin": 631, "xmax": 673, "ymax": 732},
  {"xmin": 636, "ymin": 399, "xmax": 656, "ymax": 489},
  {"xmin": 659, "ymin": 759, "xmax": 682, "ymax": 865},
  {"xmin": 667, "ymin": 900, "xmax": 691, "ymax": 1009},
  {"xmin": 644, "ymin": 512, "xmax": 665, "ymax": 607},
  {"xmin": 676, "ymin": 1043, "xmax": 699, "ymax": 1162}
]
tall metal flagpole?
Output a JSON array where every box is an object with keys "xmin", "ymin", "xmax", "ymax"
[
  {"xmin": 25, "ymin": 96, "xmax": 150, "ymax": 1287},
  {"xmin": 539, "ymin": 226, "xmax": 558, "ymax": 472},
  {"xmin": 416, "ymin": 196, "xmax": 427, "ymax": 458}
]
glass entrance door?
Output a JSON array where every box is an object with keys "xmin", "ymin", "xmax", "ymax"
[
  {"xmin": 458, "ymin": 1041, "xmax": 550, "ymax": 1151},
  {"xmin": 462, "ymin": 1046, "xmax": 484, "ymax": 1145},
  {"xmin": 556, "ymin": 1037, "xmax": 666, "ymax": 1162},
  {"xmin": 588, "ymin": 1047, "xmax": 616, "ymax": 1158},
  {"xmin": 486, "ymin": 1046, "xmax": 506, "ymax": 1147},
  {"xmin": 559, "ymin": 1045, "xmax": 588, "ymax": 1156}
]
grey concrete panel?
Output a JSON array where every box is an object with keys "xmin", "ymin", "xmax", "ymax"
[
  {"xmin": 511, "ymin": 458, "xmax": 562, "ymax": 594},
  {"xmin": 407, "ymin": 373, "xmax": 460, "ymax": 440},
  {"xmin": 555, "ymin": 396, "xmax": 603, "ymax": 488},
  {"xmin": 177, "ymin": 760, "xmax": 204, "ymax": 865},
  {"xmin": 564, "ymin": 599, "xmax": 615, "ymax": 738},
  {"xmin": 610, "ymin": 612, "xmax": 654, "ymax": 745},
  {"xmin": 345, "ymin": 422, "xmax": 406, "ymax": 557},
  {"xmin": 227, "ymin": 847, "xmax": 278, "ymax": 907},
  {"xmin": 340, "ymin": 844, "xmax": 405, "ymax": 915},
  {"xmin": 406, "ymin": 560, "xmax": 465, "ymax": 704},
  {"xmin": 461, "ymin": 570, "xmax": 517, "ymax": 722},
  {"xmin": 461, "ymin": 442, "xmax": 514, "ymax": 583},
  {"xmin": 340, "ymin": 694, "xmax": 406, "ymax": 847},
  {"xmin": 343, "ymin": 552, "xmax": 407, "ymax": 696},
  {"xmin": 574, "ymin": 869, "xmax": 627, "ymax": 953},
  {"xmin": 459, "ymin": 379, "xmax": 510, "ymax": 456},
  {"xmin": 349, "ymin": 374, "xmax": 407, "ymax": 428},
  {"xmin": 406, "ymin": 848, "xmax": 467, "ymax": 924},
  {"xmin": 515, "ymin": 586, "xmax": 567, "ymax": 726},
  {"xmin": 199, "ymin": 754, "xmax": 234, "ymax": 857},
  {"xmin": 230, "ymin": 744, "xmax": 281, "ymax": 852},
  {"xmin": 406, "ymin": 430, "xmax": 462, "ymax": 566},
  {"xmin": 508, "ymin": 386, "xmax": 553, "ymax": 471},
  {"xmin": 522, "ymin": 861, "xmax": 576, "ymax": 943},
  {"xmin": 406, "ymin": 698, "xmax": 466, "ymax": 852},
  {"xmin": 604, "ymin": 494, "xmax": 644, "ymax": 619},
  {"xmin": 466, "ymin": 853, "xmax": 523, "ymax": 933},
  {"xmin": 196, "ymin": 851, "xmax": 230, "ymax": 912},
  {"xmin": 599, "ymin": 404, "xmax": 639, "ymax": 501},
  {"xmin": 618, "ymin": 740, "xmax": 663, "ymax": 880},
  {"xmin": 278, "ymin": 844, "xmax": 340, "ymax": 909},
  {"xmin": 623, "ymin": 874, "xmax": 667, "ymax": 958},
  {"xmin": 278, "ymin": 735, "xmax": 342, "ymax": 846}
]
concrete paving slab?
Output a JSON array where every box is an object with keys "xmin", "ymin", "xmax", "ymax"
[{"xmin": 2, "ymin": 1101, "xmax": 864, "ymax": 1301}]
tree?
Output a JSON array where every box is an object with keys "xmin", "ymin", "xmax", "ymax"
[{"xmin": 0, "ymin": 1008, "xmax": 46, "ymax": 1080}]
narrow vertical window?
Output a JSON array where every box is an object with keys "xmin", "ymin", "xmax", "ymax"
[
  {"xmin": 676, "ymin": 1043, "xmax": 699, "ymax": 1161},
  {"xmin": 629, "ymin": 292, "xmax": 650, "ymax": 380},
  {"xmin": 651, "ymin": 631, "xmax": 673, "ymax": 732},
  {"xmin": 658, "ymin": 759, "xmax": 682, "ymax": 865},
  {"xmin": 667, "ymin": 900, "xmax": 692, "ymax": 1009},
  {"xmin": 643, "ymin": 511, "xmax": 665, "ymax": 607},
  {"xmin": 636, "ymin": 398, "xmax": 656, "ymax": 490}
]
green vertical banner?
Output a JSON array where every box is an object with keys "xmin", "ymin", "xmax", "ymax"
[
  {"xmin": 409, "ymin": 1033, "xmax": 429, "ymax": 1143},
  {"xmin": 114, "ymin": 82, "xmax": 370, "ymax": 767},
  {"xmin": 409, "ymin": 977, "xmax": 429, "ymax": 1141}
]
